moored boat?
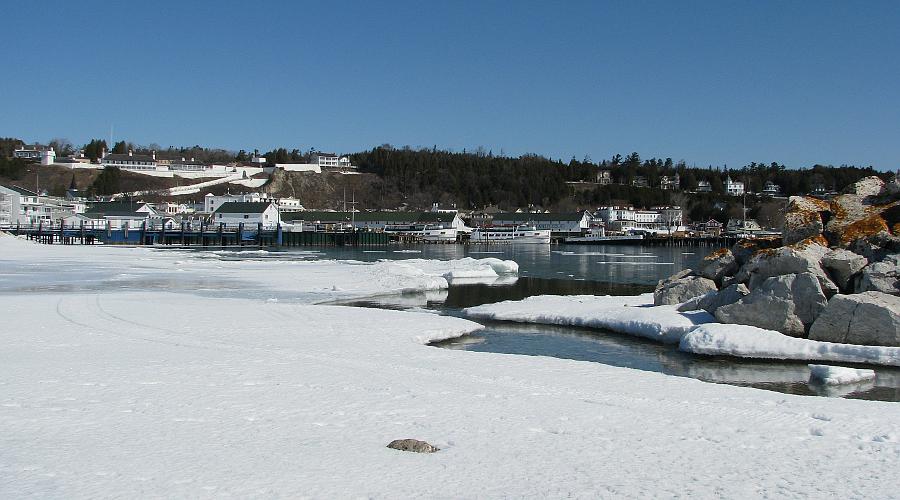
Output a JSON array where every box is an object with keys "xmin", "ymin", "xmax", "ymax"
[{"xmin": 470, "ymin": 225, "xmax": 551, "ymax": 244}]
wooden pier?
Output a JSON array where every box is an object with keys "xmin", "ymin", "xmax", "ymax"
[{"xmin": 3, "ymin": 222, "xmax": 391, "ymax": 248}]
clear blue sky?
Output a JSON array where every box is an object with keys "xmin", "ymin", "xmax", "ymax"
[{"xmin": 3, "ymin": 0, "xmax": 898, "ymax": 170}]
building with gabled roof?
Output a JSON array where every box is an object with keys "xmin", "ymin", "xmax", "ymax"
[
  {"xmin": 212, "ymin": 201, "xmax": 280, "ymax": 228},
  {"xmin": 490, "ymin": 211, "xmax": 592, "ymax": 235}
]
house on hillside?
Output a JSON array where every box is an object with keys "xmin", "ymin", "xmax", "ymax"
[
  {"xmin": 212, "ymin": 201, "xmax": 280, "ymax": 229},
  {"xmin": 696, "ymin": 180, "xmax": 712, "ymax": 193},
  {"xmin": 725, "ymin": 176, "xmax": 745, "ymax": 196},
  {"xmin": 660, "ymin": 174, "xmax": 680, "ymax": 190},
  {"xmin": 631, "ymin": 176, "xmax": 649, "ymax": 188},
  {"xmin": 13, "ymin": 144, "xmax": 52, "ymax": 162},
  {"xmin": 596, "ymin": 170, "xmax": 612, "ymax": 185},
  {"xmin": 490, "ymin": 211, "xmax": 592, "ymax": 235},
  {"xmin": 309, "ymin": 152, "xmax": 354, "ymax": 170},
  {"xmin": 762, "ymin": 181, "xmax": 781, "ymax": 196}
]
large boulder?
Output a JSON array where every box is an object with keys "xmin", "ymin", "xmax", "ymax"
[
  {"xmin": 731, "ymin": 237, "xmax": 782, "ymax": 266},
  {"xmin": 842, "ymin": 176, "xmax": 885, "ymax": 197},
  {"xmin": 696, "ymin": 248, "xmax": 738, "ymax": 285},
  {"xmin": 698, "ymin": 283, "xmax": 749, "ymax": 315},
  {"xmin": 821, "ymin": 248, "xmax": 868, "ymax": 293},
  {"xmin": 824, "ymin": 188, "xmax": 898, "ymax": 248},
  {"xmin": 782, "ymin": 196, "xmax": 830, "ymax": 246},
  {"xmin": 730, "ymin": 239, "xmax": 838, "ymax": 296},
  {"xmin": 809, "ymin": 291, "xmax": 900, "ymax": 347},
  {"xmin": 715, "ymin": 273, "xmax": 828, "ymax": 337},
  {"xmin": 855, "ymin": 254, "xmax": 900, "ymax": 295},
  {"xmin": 654, "ymin": 275, "xmax": 717, "ymax": 306}
]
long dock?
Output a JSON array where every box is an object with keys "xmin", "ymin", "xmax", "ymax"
[{"xmin": 3, "ymin": 222, "xmax": 391, "ymax": 247}]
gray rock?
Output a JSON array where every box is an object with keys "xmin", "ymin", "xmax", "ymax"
[
  {"xmin": 676, "ymin": 292, "xmax": 712, "ymax": 312},
  {"xmin": 734, "ymin": 242, "xmax": 838, "ymax": 297},
  {"xmin": 809, "ymin": 292, "xmax": 900, "ymax": 347},
  {"xmin": 387, "ymin": 439, "xmax": 440, "ymax": 453},
  {"xmin": 855, "ymin": 254, "xmax": 900, "ymax": 296},
  {"xmin": 821, "ymin": 248, "xmax": 868, "ymax": 293},
  {"xmin": 782, "ymin": 196, "xmax": 829, "ymax": 246},
  {"xmin": 698, "ymin": 283, "xmax": 750, "ymax": 315},
  {"xmin": 841, "ymin": 176, "xmax": 885, "ymax": 197},
  {"xmin": 887, "ymin": 171, "xmax": 900, "ymax": 196},
  {"xmin": 715, "ymin": 273, "xmax": 827, "ymax": 337},
  {"xmin": 731, "ymin": 237, "xmax": 782, "ymax": 266},
  {"xmin": 696, "ymin": 248, "xmax": 738, "ymax": 285},
  {"xmin": 653, "ymin": 276, "xmax": 718, "ymax": 306}
]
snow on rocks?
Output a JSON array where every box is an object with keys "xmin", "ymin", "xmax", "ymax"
[
  {"xmin": 808, "ymin": 291, "xmax": 900, "ymax": 347},
  {"xmin": 680, "ymin": 324, "xmax": 900, "ymax": 366},
  {"xmin": 808, "ymin": 365, "xmax": 877, "ymax": 385},
  {"xmin": 465, "ymin": 293, "xmax": 714, "ymax": 344}
]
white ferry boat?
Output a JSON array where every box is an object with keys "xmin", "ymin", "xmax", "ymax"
[
  {"xmin": 384, "ymin": 224, "xmax": 458, "ymax": 243},
  {"xmin": 470, "ymin": 225, "xmax": 551, "ymax": 244}
]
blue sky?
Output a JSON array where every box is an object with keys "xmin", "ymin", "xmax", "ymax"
[{"xmin": 3, "ymin": 0, "xmax": 898, "ymax": 170}]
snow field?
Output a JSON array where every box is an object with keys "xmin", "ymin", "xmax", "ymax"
[{"xmin": 2, "ymin": 234, "xmax": 900, "ymax": 497}]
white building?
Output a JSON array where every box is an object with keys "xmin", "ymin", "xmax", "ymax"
[
  {"xmin": 762, "ymin": 181, "xmax": 781, "ymax": 196},
  {"xmin": 0, "ymin": 185, "xmax": 24, "ymax": 226},
  {"xmin": 276, "ymin": 197, "xmax": 304, "ymax": 212},
  {"xmin": 660, "ymin": 174, "xmax": 680, "ymax": 190},
  {"xmin": 203, "ymin": 192, "xmax": 271, "ymax": 213},
  {"xmin": 725, "ymin": 175, "xmax": 745, "ymax": 196},
  {"xmin": 696, "ymin": 180, "xmax": 712, "ymax": 193},
  {"xmin": 101, "ymin": 150, "xmax": 160, "ymax": 171},
  {"xmin": 212, "ymin": 201, "xmax": 280, "ymax": 229},
  {"xmin": 310, "ymin": 152, "xmax": 354, "ymax": 170},
  {"xmin": 13, "ymin": 144, "xmax": 52, "ymax": 162},
  {"xmin": 490, "ymin": 212, "xmax": 592, "ymax": 235},
  {"xmin": 596, "ymin": 205, "xmax": 684, "ymax": 234},
  {"xmin": 274, "ymin": 163, "xmax": 321, "ymax": 174}
]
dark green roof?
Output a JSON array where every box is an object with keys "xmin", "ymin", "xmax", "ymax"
[
  {"xmin": 2, "ymin": 185, "xmax": 39, "ymax": 196},
  {"xmin": 492, "ymin": 212, "xmax": 589, "ymax": 222},
  {"xmin": 281, "ymin": 211, "xmax": 457, "ymax": 224},
  {"xmin": 213, "ymin": 201, "xmax": 274, "ymax": 214},
  {"xmin": 85, "ymin": 201, "xmax": 151, "ymax": 215}
]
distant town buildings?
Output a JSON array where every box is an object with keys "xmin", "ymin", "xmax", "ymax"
[
  {"xmin": 596, "ymin": 205, "xmax": 684, "ymax": 233},
  {"xmin": 659, "ymin": 174, "xmax": 680, "ymax": 190},
  {"xmin": 696, "ymin": 180, "xmax": 712, "ymax": 193}
]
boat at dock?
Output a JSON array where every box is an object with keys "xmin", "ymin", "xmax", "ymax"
[{"xmin": 470, "ymin": 225, "xmax": 551, "ymax": 244}]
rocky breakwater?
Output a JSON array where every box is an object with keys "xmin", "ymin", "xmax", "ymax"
[{"xmin": 659, "ymin": 175, "xmax": 900, "ymax": 347}]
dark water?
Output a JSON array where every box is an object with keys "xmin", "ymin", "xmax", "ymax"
[
  {"xmin": 343, "ymin": 275, "xmax": 900, "ymax": 402},
  {"xmin": 205, "ymin": 243, "xmax": 715, "ymax": 286}
]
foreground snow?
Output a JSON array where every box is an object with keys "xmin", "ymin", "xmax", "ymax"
[
  {"xmin": 2, "ymin": 235, "xmax": 900, "ymax": 497},
  {"xmin": 465, "ymin": 295, "xmax": 900, "ymax": 367}
]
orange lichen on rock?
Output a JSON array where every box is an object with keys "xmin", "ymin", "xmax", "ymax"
[
  {"xmin": 790, "ymin": 234, "xmax": 830, "ymax": 249},
  {"xmin": 704, "ymin": 248, "xmax": 730, "ymax": 260},
  {"xmin": 839, "ymin": 214, "xmax": 889, "ymax": 246}
]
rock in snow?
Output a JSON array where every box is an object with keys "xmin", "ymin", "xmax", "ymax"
[
  {"xmin": 386, "ymin": 439, "xmax": 440, "ymax": 453},
  {"xmin": 653, "ymin": 275, "xmax": 717, "ymax": 306},
  {"xmin": 808, "ymin": 291, "xmax": 900, "ymax": 347},
  {"xmin": 808, "ymin": 364, "xmax": 876, "ymax": 385},
  {"xmin": 715, "ymin": 273, "xmax": 827, "ymax": 337}
]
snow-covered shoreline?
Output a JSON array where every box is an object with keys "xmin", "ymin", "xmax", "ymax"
[
  {"xmin": 2, "ymin": 235, "xmax": 899, "ymax": 498},
  {"xmin": 464, "ymin": 294, "xmax": 900, "ymax": 367}
]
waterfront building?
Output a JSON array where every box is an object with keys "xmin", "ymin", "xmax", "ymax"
[
  {"xmin": 203, "ymin": 192, "xmax": 271, "ymax": 213},
  {"xmin": 596, "ymin": 205, "xmax": 684, "ymax": 234},
  {"xmin": 212, "ymin": 201, "xmax": 280, "ymax": 229},
  {"xmin": 490, "ymin": 211, "xmax": 592, "ymax": 236},
  {"xmin": 280, "ymin": 210, "xmax": 466, "ymax": 232}
]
